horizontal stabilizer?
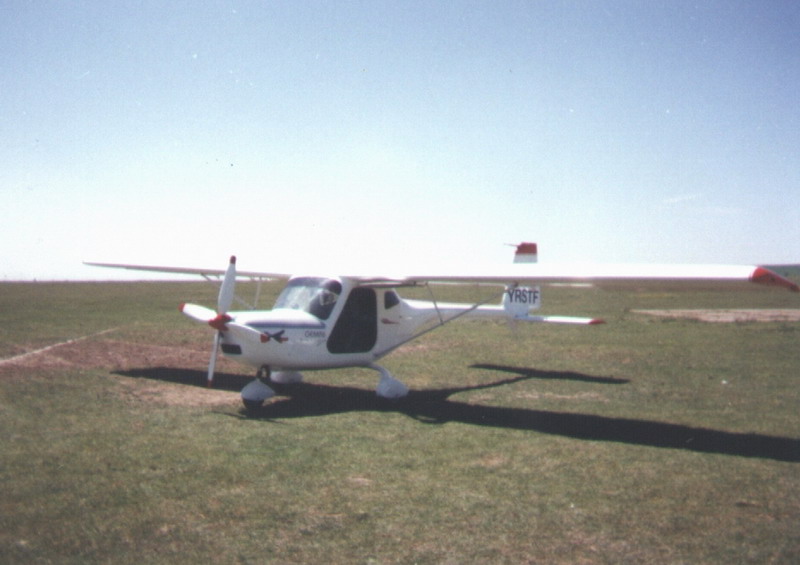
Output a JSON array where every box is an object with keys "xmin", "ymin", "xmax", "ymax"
[{"xmin": 518, "ymin": 315, "xmax": 605, "ymax": 325}]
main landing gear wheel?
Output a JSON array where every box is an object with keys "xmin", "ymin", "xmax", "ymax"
[
  {"xmin": 370, "ymin": 363, "xmax": 409, "ymax": 399},
  {"xmin": 241, "ymin": 365, "xmax": 275, "ymax": 411}
]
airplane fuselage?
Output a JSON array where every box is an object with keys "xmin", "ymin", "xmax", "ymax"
[
  {"xmin": 218, "ymin": 275, "xmax": 512, "ymax": 373},
  {"xmin": 219, "ymin": 276, "xmax": 430, "ymax": 372}
]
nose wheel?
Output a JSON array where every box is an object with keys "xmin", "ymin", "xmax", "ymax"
[{"xmin": 241, "ymin": 365, "xmax": 275, "ymax": 411}]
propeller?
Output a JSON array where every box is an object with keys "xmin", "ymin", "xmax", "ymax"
[
  {"xmin": 179, "ymin": 256, "xmax": 237, "ymax": 387},
  {"xmin": 207, "ymin": 255, "xmax": 237, "ymax": 385},
  {"xmin": 218, "ymin": 255, "xmax": 237, "ymax": 313}
]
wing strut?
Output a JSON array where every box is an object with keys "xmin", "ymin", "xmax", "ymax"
[{"xmin": 426, "ymin": 283, "xmax": 446, "ymax": 326}]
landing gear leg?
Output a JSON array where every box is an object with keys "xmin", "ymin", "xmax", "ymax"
[
  {"xmin": 241, "ymin": 365, "xmax": 276, "ymax": 410},
  {"xmin": 370, "ymin": 363, "xmax": 409, "ymax": 399}
]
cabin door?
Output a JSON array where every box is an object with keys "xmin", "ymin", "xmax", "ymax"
[{"xmin": 327, "ymin": 288, "xmax": 377, "ymax": 354}]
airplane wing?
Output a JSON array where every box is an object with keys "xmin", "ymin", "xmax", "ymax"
[
  {"xmin": 350, "ymin": 263, "xmax": 799, "ymax": 292},
  {"xmin": 85, "ymin": 260, "xmax": 798, "ymax": 292},
  {"xmin": 83, "ymin": 261, "xmax": 291, "ymax": 280}
]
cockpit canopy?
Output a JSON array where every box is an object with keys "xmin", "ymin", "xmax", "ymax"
[{"xmin": 273, "ymin": 277, "xmax": 342, "ymax": 320}]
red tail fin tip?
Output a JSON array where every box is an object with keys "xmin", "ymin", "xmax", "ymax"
[{"xmin": 513, "ymin": 242, "xmax": 538, "ymax": 264}]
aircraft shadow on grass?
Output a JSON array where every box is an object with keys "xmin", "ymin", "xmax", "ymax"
[{"xmin": 115, "ymin": 365, "xmax": 800, "ymax": 463}]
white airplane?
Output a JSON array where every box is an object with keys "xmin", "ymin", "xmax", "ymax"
[{"xmin": 87, "ymin": 243, "xmax": 798, "ymax": 410}]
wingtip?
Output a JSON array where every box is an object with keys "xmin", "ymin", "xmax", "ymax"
[{"xmin": 751, "ymin": 267, "xmax": 800, "ymax": 292}]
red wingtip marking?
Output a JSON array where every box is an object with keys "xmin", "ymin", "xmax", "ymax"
[
  {"xmin": 179, "ymin": 303, "xmax": 186, "ymax": 312},
  {"xmin": 589, "ymin": 318, "xmax": 606, "ymax": 325},
  {"xmin": 751, "ymin": 267, "xmax": 800, "ymax": 292}
]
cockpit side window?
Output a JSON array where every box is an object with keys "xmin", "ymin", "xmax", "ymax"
[
  {"xmin": 384, "ymin": 290, "xmax": 400, "ymax": 309},
  {"xmin": 274, "ymin": 277, "xmax": 342, "ymax": 320}
]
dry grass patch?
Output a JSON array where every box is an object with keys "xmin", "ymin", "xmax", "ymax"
[{"xmin": 634, "ymin": 308, "xmax": 800, "ymax": 323}]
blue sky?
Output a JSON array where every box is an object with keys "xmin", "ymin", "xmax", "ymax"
[{"xmin": 2, "ymin": 1, "xmax": 798, "ymax": 279}]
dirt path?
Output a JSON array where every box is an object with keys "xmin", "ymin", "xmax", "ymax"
[
  {"xmin": 0, "ymin": 328, "xmax": 120, "ymax": 367},
  {"xmin": 0, "ymin": 334, "xmax": 240, "ymax": 407}
]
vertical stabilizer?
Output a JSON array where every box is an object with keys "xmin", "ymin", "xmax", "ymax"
[
  {"xmin": 506, "ymin": 242, "xmax": 541, "ymax": 314},
  {"xmin": 513, "ymin": 242, "xmax": 538, "ymax": 263}
]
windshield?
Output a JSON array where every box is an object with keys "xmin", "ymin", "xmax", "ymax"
[{"xmin": 273, "ymin": 277, "xmax": 342, "ymax": 320}]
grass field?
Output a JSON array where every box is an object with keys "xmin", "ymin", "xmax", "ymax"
[{"xmin": 1, "ymin": 280, "xmax": 799, "ymax": 564}]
